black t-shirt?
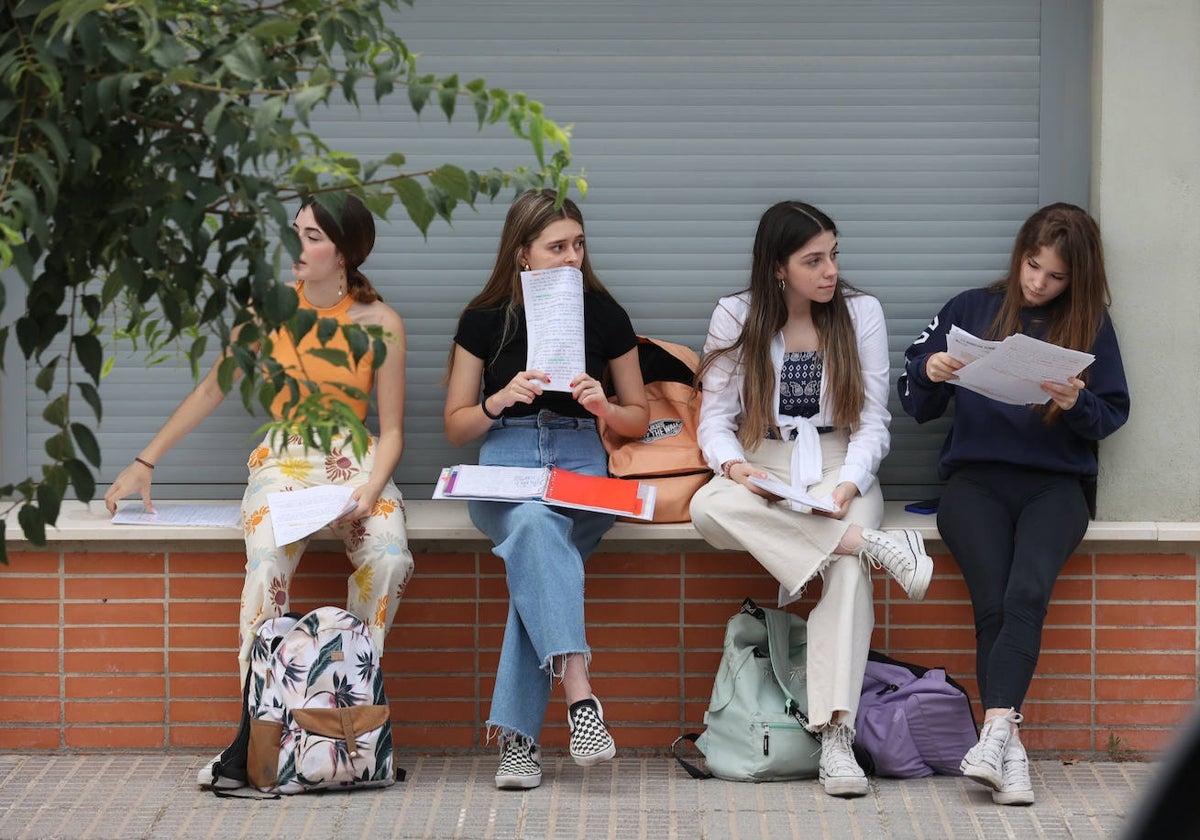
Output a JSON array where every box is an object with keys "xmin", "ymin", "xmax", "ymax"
[{"xmin": 454, "ymin": 291, "xmax": 638, "ymax": 418}]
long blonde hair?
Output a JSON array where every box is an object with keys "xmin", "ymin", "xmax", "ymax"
[
  {"xmin": 697, "ymin": 201, "xmax": 866, "ymax": 450},
  {"xmin": 445, "ymin": 189, "xmax": 614, "ymax": 379}
]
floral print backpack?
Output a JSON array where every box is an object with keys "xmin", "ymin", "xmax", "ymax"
[{"xmin": 245, "ymin": 606, "xmax": 396, "ymax": 794}]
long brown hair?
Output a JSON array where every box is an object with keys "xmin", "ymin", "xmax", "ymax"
[
  {"xmin": 697, "ymin": 201, "xmax": 866, "ymax": 450},
  {"xmin": 446, "ymin": 189, "xmax": 613, "ymax": 377},
  {"xmin": 306, "ymin": 194, "xmax": 382, "ymax": 303},
  {"xmin": 987, "ymin": 202, "xmax": 1110, "ymax": 419}
]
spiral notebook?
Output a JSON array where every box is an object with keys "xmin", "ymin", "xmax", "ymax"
[{"xmin": 434, "ymin": 464, "xmax": 656, "ymax": 520}]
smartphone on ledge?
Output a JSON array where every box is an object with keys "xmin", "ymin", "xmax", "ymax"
[{"xmin": 904, "ymin": 498, "xmax": 940, "ymax": 515}]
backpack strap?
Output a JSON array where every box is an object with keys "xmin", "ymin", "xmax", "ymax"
[
  {"xmin": 670, "ymin": 733, "xmax": 713, "ymax": 780},
  {"xmin": 763, "ymin": 606, "xmax": 811, "ymax": 727}
]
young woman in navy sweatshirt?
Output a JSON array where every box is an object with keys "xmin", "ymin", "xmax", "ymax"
[{"xmin": 898, "ymin": 203, "xmax": 1130, "ymax": 805}]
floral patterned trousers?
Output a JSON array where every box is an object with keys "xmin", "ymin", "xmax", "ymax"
[{"xmin": 237, "ymin": 433, "xmax": 414, "ymax": 685}]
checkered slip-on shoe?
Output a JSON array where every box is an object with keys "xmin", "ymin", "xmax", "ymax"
[
  {"xmin": 495, "ymin": 734, "xmax": 542, "ymax": 790},
  {"xmin": 567, "ymin": 697, "xmax": 616, "ymax": 766}
]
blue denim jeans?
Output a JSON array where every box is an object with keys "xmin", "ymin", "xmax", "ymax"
[{"xmin": 468, "ymin": 411, "xmax": 615, "ymax": 742}]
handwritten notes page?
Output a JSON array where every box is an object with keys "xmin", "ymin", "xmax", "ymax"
[
  {"xmin": 521, "ymin": 266, "xmax": 585, "ymax": 393},
  {"xmin": 745, "ymin": 476, "xmax": 840, "ymax": 513},
  {"xmin": 266, "ymin": 485, "xmax": 357, "ymax": 547},
  {"xmin": 947, "ymin": 327, "xmax": 1095, "ymax": 406},
  {"xmin": 434, "ymin": 465, "xmax": 656, "ymax": 520},
  {"xmin": 443, "ymin": 465, "xmax": 550, "ymax": 499},
  {"xmin": 112, "ymin": 503, "xmax": 243, "ymax": 528}
]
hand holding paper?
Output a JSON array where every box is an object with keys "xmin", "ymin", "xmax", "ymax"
[
  {"xmin": 521, "ymin": 266, "xmax": 585, "ymax": 392},
  {"xmin": 267, "ymin": 485, "xmax": 358, "ymax": 547},
  {"xmin": 746, "ymin": 475, "xmax": 839, "ymax": 513},
  {"xmin": 946, "ymin": 327, "xmax": 1094, "ymax": 406}
]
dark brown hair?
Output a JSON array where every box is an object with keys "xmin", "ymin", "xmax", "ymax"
[
  {"xmin": 306, "ymin": 194, "xmax": 382, "ymax": 303},
  {"xmin": 697, "ymin": 201, "xmax": 866, "ymax": 448}
]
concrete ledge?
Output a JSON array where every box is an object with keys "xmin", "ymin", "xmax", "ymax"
[{"xmin": 3, "ymin": 500, "xmax": 1194, "ymax": 550}]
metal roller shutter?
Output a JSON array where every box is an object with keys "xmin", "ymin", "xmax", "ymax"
[{"xmin": 8, "ymin": 0, "xmax": 1091, "ymax": 502}]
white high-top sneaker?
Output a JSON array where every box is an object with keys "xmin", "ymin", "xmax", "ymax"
[
  {"xmin": 819, "ymin": 723, "xmax": 869, "ymax": 798},
  {"xmin": 961, "ymin": 709, "xmax": 1023, "ymax": 791},
  {"xmin": 992, "ymin": 732, "xmax": 1035, "ymax": 805},
  {"xmin": 860, "ymin": 528, "xmax": 934, "ymax": 601}
]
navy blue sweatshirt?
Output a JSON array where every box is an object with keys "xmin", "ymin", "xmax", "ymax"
[{"xmin": 898, "ymin": 287, "xmax": 1130, "ymax": 480}]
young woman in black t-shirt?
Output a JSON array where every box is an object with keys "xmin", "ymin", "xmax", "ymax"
[{"xmin": 444, "ymin": 189, "xmax": 648, "ymax": 790}]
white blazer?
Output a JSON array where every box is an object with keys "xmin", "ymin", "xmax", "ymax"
[{"xmin": 696, "ymin": 290, "xmax": 892, "ymax": 495}]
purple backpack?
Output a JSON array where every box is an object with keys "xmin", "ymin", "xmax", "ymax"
[{"xmin": 853, "ymin": 651, "xmax": 979, "ymax": 778}]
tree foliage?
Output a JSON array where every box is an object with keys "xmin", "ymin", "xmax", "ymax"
[{"xmin": 0, "ymin": 0, "xmax": 583, "ymax": 562}]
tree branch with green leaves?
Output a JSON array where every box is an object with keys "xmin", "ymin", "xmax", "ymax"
[{"xmin": 0, "ymin": 0, "xmax": 586, "ymax": 562}]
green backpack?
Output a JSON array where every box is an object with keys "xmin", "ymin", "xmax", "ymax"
[{"xmin": 674, "ymin": 598, "xmax": 821, "ymax": 781}]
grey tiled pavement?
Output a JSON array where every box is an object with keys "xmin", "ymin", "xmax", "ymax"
[{"xmin": 0, "ymin": 752, "xmax": 1159, "ymax": 839}]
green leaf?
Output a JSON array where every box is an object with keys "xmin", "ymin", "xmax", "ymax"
[
  {"xmin": 253, "ymin": 96, "xmax": 286, "ymax": 138},
  {"xmin": 70, "ymin": 423, "xmax": 101, "ymax": 468},
  {"xmin": 72, "ymin": 332, "xmax": 103, "ymax": 383},
  {"xmin": 407, "ymin": 73, "xmax": 435, "ymax": 114},
  {"xmin": 343, "ymin": 324, "xmax": 369, "ymax": 365},
  {"xmin": 32, "ymin": 118, "xmax": 70, "ymax": 167},
  {"xmin": 392, "ymin": 177, "xmax": 435, "ymax": 235},
  {"xmin": 294, "ymin": 84, "xmax": 329, "ymax": 125},
  {"xmin": 316, "ymin": 316, "xmax": 338, "ymax": 345},
  {"xmin": 18, "ymin": 504, "xmax": 46, "ymax": 547},
  {"xmin": 217, "ymin": 355, "xmax": 239, "ymax": 394},
  {"xmin": 37, "ymin": 479, "xmax": 62, "ymax": 526},
  {"xmin": 77, "ymin": 382, "xmax": 102, "ymax": 422},
  {"xmin": 202, "ymin": 99, "xmax": 229, "ymax": 138},
  {"xmin": 261, "ymin": 283, "xmax": 299, "ymax": 326},
  {"xmin": 438, "ymin": 74, "xmax": 458, "ymax": 120},
  {"xmin": 249, "ymin": 17, "xmax": 301, "ymax": 41},
  {"xmin": 42, "ymin": 395, "xmax": 68, "ymax": 428},
  {"xmin": 222, "ymin": 39, "xmax": 267, "ymax": 81},
  {"xmin": 429, "ymin": 164, "xmax": 473, "ymax": 203},
  {"xmin": 34, "ymin": 355, "xmax": 60, "ymax": 393},
  {"xmin": 289, "ymin": 308, "xmax": 317, "ymax": 344},
  {"xmin": 188, "ymin": 335, "xmax": 208, "ymax": 378},
  {"xmin": 308, "ymin": 348, "xmax": 351, "ymax": 370},
  {"xmin": 63, "ymin": 459, "xmax": 96, "ymax": 503},
  {"xmin": 44, "ymin": 428, "xmax": 71, "ymax": 460},
  {"xmin": 529, "ymin": 115, "xmax": 546, "ymax": 167}
]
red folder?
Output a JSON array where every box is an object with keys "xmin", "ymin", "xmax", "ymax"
[{"xmin": 543, "ymin": 468, "xmax": 644, "ymax": 518}]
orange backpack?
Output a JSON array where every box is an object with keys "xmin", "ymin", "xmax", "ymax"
[{"xmin": 599, "ymin": 337, "xmax": 713, "ymax": 523}]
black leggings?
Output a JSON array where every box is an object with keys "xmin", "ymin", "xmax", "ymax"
[{"xmin": 937, "ymin": 464, "xmax": 1089, "ymax": 712}]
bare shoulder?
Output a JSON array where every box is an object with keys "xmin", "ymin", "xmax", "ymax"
[{"xmin": 350, "ymin": 299, "xmax": 406, "ymax": 336}]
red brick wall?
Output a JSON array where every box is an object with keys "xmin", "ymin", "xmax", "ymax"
[{"xmin": 2, "ymin": 546, "xmax": 1196, "ymax": 757}]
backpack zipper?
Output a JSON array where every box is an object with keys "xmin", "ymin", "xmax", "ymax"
[
  {"xmin": 762, "ymin": 719, "xmax": 809, "ymax": 755},
  {"xmin": 618, "ymin": 468, "xmax": 712, "ymax": 480}
]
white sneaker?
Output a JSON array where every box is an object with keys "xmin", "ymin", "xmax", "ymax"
[
  {"xmin": 818, "ymin": 723, "xmax": 869, "ymax": 798},
  {"xmin": 992, "ymin": 734, "xmax": 1035, "ymax": 805},
  {"xmin": 196, "ymin": 751, "xmax": 246, "ymax": 790},
  {"xmin": 495, "ymin": 734, "xmax": 542, "ymax": 790},
  {"xmin": 961, "ymin": 709, "xmax": 1022, "ymax": 791},
  {"xmin": 860, "ymin": 528, "xmax": 934, "ymax": 601}
]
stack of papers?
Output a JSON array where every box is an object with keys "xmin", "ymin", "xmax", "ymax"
[
  {"xmin": 435, "ymin": 464, "xmax": 657, "ymax": 521},
  {"xmin": 946, "ymin": 326, "xmax": 1095, "ymax": 405}
]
